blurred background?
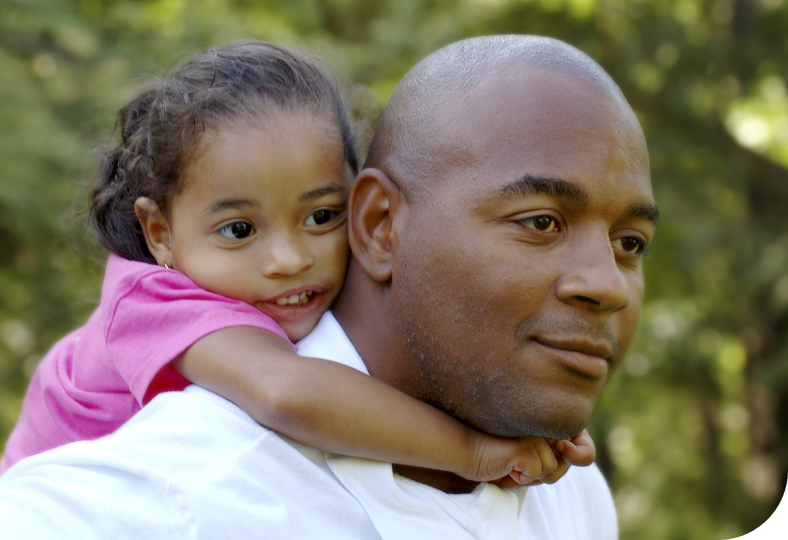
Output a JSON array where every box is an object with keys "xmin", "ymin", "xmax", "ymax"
[{"xmin": 1, "ymin": 0, "xmax": 786, "ymax": 538}]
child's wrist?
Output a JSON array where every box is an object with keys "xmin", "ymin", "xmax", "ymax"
[{"xmin": 459, "ymin": 428, "xmax": 486, "ymax": 480}]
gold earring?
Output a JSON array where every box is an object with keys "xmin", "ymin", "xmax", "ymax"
[{"xmin": 164, "ymin": 262, "xmax": 171, "ymax": 269}]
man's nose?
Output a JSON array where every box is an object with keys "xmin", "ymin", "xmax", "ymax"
[
  {"xmin": 555, "ymin": 233, "xmax": 632, "ymax": 313},
  {"xmin": 261, "ymin": 233, "xmax": 315, "ymax": 277}
]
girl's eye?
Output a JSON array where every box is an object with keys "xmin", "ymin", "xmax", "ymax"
[
  {"xmin": 612, "ymin": 237, "xmax": 648, "ymax": 256},
  {"xmin": 218, "ymin": 221, "xmax": 255, "ymax": 240},
  {"xmin": 305, "ymin": 209, "xmax": 337, "ymax": 227},
  {"xmin": 520, "ymin": 215, "xmax": 558, "ymax": 232}
]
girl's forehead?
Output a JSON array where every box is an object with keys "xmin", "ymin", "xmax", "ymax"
[
  {"xmin": 175, "ymin": 115, "xmax": 349, "ymax": 213},
  {"xmin": 191, "ymin": 110, "xmax": 343, "ymax": 161}
]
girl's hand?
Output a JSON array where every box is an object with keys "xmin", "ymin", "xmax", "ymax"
[
  {"xmin": 553, "ymin": 429, "xmax": 596, "ymax": 467},
  {"xmin": 461, "ymin": 431, "xmax": 558, "ymax": 486},
  {"xmin": 463, "ymin": 428, "xmax": 597, "ymax": 489},
  {"xmin": 514, "ymin": 429, "xmax": 597, "ymax": 487}
]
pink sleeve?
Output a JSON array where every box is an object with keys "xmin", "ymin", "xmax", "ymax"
[{"xmin": 103, "ymin": 267, "xmax": 291, "ymax": 406}]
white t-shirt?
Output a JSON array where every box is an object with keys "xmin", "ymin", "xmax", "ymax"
[{"xmin": 0, "ymin": 312, "xmax": 618, "ymax": 539}]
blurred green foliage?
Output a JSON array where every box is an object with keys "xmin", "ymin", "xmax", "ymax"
[{"xmin": 1, "ymin": 0, "xmax": 787, "ymax": 538}]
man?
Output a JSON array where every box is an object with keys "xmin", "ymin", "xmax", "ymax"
[{"xmin": 0, "ymin": 35, "xmax": 656, "ymax": 539}]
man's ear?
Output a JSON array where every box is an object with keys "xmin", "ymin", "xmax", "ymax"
[
  {"xmin": 134, "ymin": 197, "xmax": 172, "ymax": 267},
  {"xmin": 347, "ymin": 168, "xmax": 406, "ymax": 283}
]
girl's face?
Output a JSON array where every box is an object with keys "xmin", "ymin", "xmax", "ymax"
[{"xmin": 166, "ymin": 114, "xmax": 352, "ymax": 342}]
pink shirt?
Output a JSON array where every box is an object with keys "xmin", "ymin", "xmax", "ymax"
[{"xmin": 1, "ymin": 254, "xmax": 290, "ymax": 473}]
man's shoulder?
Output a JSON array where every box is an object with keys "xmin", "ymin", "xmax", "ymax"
[
  {"xmin": 2, "ymin": 387, "xmax": 269, "ymax": 484},
  {"xmin": 0, "ymin": 387, "xmax": 379, "ymax": 539},
  {"xmin": 0, "ymin": 388, "xmax": 250, "ymax": 539}
]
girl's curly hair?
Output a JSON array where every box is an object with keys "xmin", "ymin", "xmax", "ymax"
[{"xmin": 88, "ymin": 40, "xmax": 358, "ymax": 263}]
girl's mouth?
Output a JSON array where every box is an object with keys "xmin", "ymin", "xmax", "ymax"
[
  {"xmin": 257, "ymin": 288, "xmax": 329, "ymax": 325},
  {"xmin": 273, "ymin": 290, "xmax": 314, "ymax": 306}
]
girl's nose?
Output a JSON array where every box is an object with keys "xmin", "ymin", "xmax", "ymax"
[{"xmin": 261, "ymin": 233, "xmax": 315, "ymax": 277}]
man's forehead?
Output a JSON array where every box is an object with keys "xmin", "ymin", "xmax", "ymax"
[
  {"xmin": 454, "ymin": 64, "xmax": 628, "ymax": 137},
  {"xmin": 377, "ymin": 40, "xmax": 649, "ymax": 211},
  {"xmin": 443, "ymin": 67, "xmax": 643, "ymax": 155},
  {"xmin": 425, "ymin": 65, "xmax": 654, "ymax": 219}
]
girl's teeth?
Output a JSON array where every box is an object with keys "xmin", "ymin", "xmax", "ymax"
[{"xmin": 274, "ymin": 291, "xmax": 314, "ymax": 306}]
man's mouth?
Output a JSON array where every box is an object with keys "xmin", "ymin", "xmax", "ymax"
[
  {"xmin": 533, "ymin": 336, "xmax": 613, "ymax": 360},
  {"xmin": 531, "ymin": 337, "xmax": 612, "ymax": 380},
  {"xmin": 273, "ymin": 290, "xmax": 314, "ymax": 306}
]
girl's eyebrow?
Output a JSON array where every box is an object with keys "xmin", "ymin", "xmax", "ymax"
[
  {"xmin": 299, "ymin": 184, "xmax": 346, "ymax": 202},
  {"xmin": 205, "ymin": 198, "xmax": 257, "ymax": 215}
]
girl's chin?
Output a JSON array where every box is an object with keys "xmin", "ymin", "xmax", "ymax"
[{"xmin": 279, "ymin": 315, "xmax": 322, "ymax": 343}]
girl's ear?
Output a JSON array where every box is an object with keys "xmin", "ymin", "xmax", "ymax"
[
  {"xmin": 347, "ymin": 168, "xmax": 406, "ymax": 283},
  {"xmin": 134, "ymin": 197, "xmax": 173, "ymax": 267}
]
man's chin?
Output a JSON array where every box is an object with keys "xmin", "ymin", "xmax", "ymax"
[
  {"xmin": 488, "ymin": 417, "xmax": 588, "ymax": 441},
  {"xmin": 517, "ymin": 420, "xmax": 588, "ymax": 441},
  {"xmin": 472, "ymin": 398, "xmax": 593, "ymax": 440}
]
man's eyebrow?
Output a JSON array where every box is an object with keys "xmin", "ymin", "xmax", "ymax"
[
  {"xmin": 626, "ymin": 203, "xmax": 660, "ymax": 228},
  {"xmin": 205, "ymin": 198, "xmax": 257, "ymax": 214},
  {"xmin": 299, "ymin": 184, "xmax": 346, "ymax": 202},
  {"xmin": 499, "ymin": 176, "xmax": 659, "ymax": 227},
  {"xmin": 498, "ymin": 175, "xmax": 588, "ymax": 204}
]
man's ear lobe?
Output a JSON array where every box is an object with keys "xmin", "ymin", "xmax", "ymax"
[
  {"xmin": 134, "ymin": 197, "xmax": 172, "ymax": 267},
  {"xmin": 347, "ymin": 168, "xmax": 404, "ymax": 283}
]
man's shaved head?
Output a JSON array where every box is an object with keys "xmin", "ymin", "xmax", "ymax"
[
  {"xmin": 366, "ymin": 35, "xmax": 632, "ymax": 201},
  {"xmin": 339, "ymin": 33, "xmax": 654, "ymax": 449}
]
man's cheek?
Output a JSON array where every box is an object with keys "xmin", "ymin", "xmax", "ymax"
[{"xmin": 610, "ymin": 310, "xmax": 642, "ymax": 376}]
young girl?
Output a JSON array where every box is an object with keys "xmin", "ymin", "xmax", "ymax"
[{"xmin": 1, "ymin": 41, "xmax": 594, "ymax": 485}]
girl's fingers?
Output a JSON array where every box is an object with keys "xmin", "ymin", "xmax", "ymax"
[
  {"xmin": 560, "ymin": 429, "xmax": 596, "ymax": 466},
  {"xmin": 536, "ymin": 459, "xmax": 570, "ymax": 485},
  {"xmin": 533, "ymin": 438, "xmax": 559, "ymax": 476}
]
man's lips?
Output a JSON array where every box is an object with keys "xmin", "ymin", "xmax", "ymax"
[{"xmin": 531, "ymin": 337, "xmax": 612, "ymax": 379}]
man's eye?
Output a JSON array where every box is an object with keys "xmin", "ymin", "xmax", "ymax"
[
  {"xmin": 305, "ymin": 209, "xmax": 337, "ymax": 227},
  {"xmin": 612, "ymin": 237, "xmax": 647, "ymax": 256},
  {"xmin": 218, "ymin": 221, "xmax": 255, "ymax": 239},
  {"xmin": 520, "ymin": 215, "xmax": 558, "ymax": 232}
]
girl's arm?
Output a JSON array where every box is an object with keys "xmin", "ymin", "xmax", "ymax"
[{"xmin": 172, "ymin": 326, "xmax": 591, "ymax": 484}]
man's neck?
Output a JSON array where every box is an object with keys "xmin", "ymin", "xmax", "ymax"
[
  {"xmin": 333, "ymin": 283, "xmax": 480, "ymax": 494},
  {"xmin": 392, "ymin": 465, "xmax": 481, "ymax": 494}
]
